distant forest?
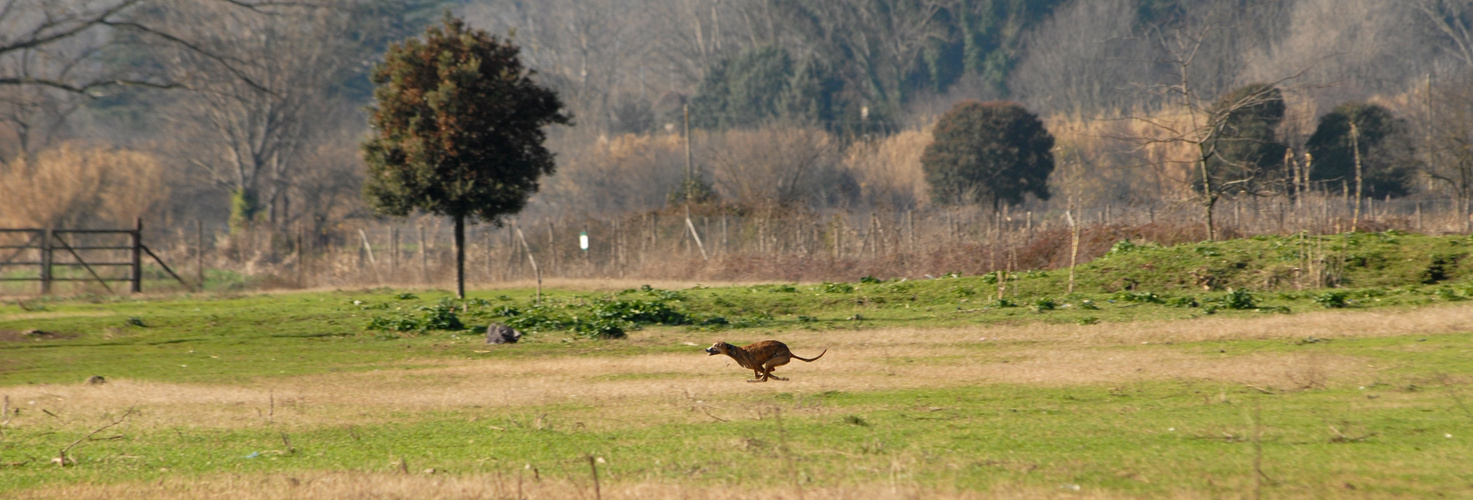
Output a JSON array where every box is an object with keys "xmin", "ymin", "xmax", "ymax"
[{"xmin": 4, "ymin": 0, "xmax": 1473, "ymax": 234}]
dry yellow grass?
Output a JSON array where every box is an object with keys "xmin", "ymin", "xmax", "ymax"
[
  {"xmin": 14, "ymin": 470, "xmax": 1146, "ymax": 500},
  {"xmin": 0, "ymin": 143, "xmax": 167, "ymax": 229}
]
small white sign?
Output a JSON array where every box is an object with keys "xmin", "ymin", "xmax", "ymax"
[{"xmin": 579, "ymin": 231, "xmax": 589, "ymax": 251}]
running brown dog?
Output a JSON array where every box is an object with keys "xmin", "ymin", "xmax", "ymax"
[{"xmin": 705, "ymin": 340, "xmax": 826, "ymax": 382}]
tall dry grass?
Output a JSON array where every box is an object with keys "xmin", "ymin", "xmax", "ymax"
[
  {"xmin": 537, "ymin": 132, "xmax": 689, "ymax": 215},
  {"xmin": 702, "ymin": 126, "xmax": 851, "ymax": 209},
  {"xmin": 843, "ymin": 128, "xmax": 932, "ymax": 208},
  {"xmin": 0, "ymin": 143, "xmax": 167, "ymax": 228}
]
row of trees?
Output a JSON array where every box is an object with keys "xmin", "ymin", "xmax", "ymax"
[{"xmin": 7, "ymin": 0, "xmax": 1473, "ymax": 249}]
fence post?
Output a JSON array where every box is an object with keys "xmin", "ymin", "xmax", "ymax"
[
  {"xmin": 40, "ymin": 228, "xmax": 52, "ymax": 295},
  {"xmin": 131, "ymin": 218, "xmax": 143, "ymax": 293},
  {"xmin": 296, "ymin": 224, "xmax": 305, "ymax": 289},
  {"xmin": 196, "ymin": 219, "xmax": 205, "ymax": 289}
]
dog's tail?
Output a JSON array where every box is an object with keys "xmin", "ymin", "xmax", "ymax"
[{"xmin": 792, "ymin": 348, "xmax": 826, "ymax": 362}]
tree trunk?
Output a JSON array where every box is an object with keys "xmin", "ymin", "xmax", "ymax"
[
  {"xmin": 1351, "ymin": 121, "xmax": 1363, "ymax": 233},
  {"xmin": 1204, "ymin": 198, "xmax": 1216, "ymax": 241},
  {"xmin": 1199, "ymin": 157, "xmax": 1217, "ymax": 241},
  {"xmin": 454, "ymin": 214, "xmax": 466, "ymax": 299}
]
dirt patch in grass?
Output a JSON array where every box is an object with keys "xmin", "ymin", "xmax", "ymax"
[
  {"xmin": 0, "ymin": 311, "xmax": 114, "ymax": 322},
  {"xmin": 0, "ymin": 328, "xmax": 78, "ymax": 342}
]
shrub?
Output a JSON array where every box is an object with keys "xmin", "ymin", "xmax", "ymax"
[
  {"xmin": 591, "ymin": 299, "xmax": 689, "ymax": 325},
  {"xmin": 366, "ymin": 299, "xmax": 466, "ymax": 333},
  {"xmin": 1114, "ymin": 291, "xmax": 1164, "ymax": 304},
  {"xmin": 1168, "ymin": 296, "xmax": 1198, "ymax": 308},
  {"xmin": 1313, "ymin": 291, "xmax": 1349, "ymax": 308},
  {"xmin": 821, "ymin": 282, "xmax": 855, "ymax": 293},
  {"xmin": 1435, "ymin": 287, "xmax": 1465, "ymax": 302},
  {"xmin": 1108, "ymin": 240, "xmax": 1146, "ymax": 255},
  {"xmin": 419, "ymin": 300, "xmax": 465, "ymax": 330},
  {"xmin": 1223, "ymin": 288, "xmax": 1257, "ymax": 310},
  {"xmin": 921, "ymin": 100, "xmax": 1054, "ymax": 209}
]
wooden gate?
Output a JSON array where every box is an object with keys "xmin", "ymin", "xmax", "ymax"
[{"xmin": 0, "ymin": 219, "xmax": 191, "ymax": 294}]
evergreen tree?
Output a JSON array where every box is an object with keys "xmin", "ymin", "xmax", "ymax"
[
  {"xmin": 690, "ymin": 45, "xmax": 838, "ymax": 129},
  {"xmin": 921, "ymin": 100, "xmax": 1054, "ymax": 209},
  {"xmin": 1200, "ymin": 83, "xmax": 1288, "ymax": 195},
  {"xmin": 1306, "ymin": 102, "xmax": 1417, "ymax": 198},
  {"xmin": 361, "ymin": 15, "xmax": 570, "ymax": 298}
]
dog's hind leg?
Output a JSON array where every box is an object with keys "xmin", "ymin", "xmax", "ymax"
[{"xmin": 763, "ymin": 360, "xmax": 789, "ymax": 381}]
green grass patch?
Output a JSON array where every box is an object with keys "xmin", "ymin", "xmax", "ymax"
[{"xmin": 2, "ymin": 381, "xmax": 1471, "ymax": 496}]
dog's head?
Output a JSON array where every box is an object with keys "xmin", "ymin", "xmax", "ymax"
[{"xmin": 705, "ymin": 341, "xmax": 730, "ymax": 356}]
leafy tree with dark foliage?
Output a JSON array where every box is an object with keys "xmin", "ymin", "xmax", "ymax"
[
  {"xmin": 362, "ymin": 15, "xmax": 570, "ymax": 299},
  {"xmin": 1306, "ymin": 102, "xmax": 1416, "ymax": 198},
  {"xmin": 921, "ymin": 100, "xmax": 1054, "ymax": 210},
  {"xmin": 690, "ymin": 45, "xmax": 839, "ymax": 130},
  {"xmin": 1200, "ymin": 83, "xmax": 1288, "ymax": 195}
]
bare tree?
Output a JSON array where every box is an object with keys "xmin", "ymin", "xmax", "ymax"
[
  {"xmin": 769, "ymin": 0, "xmax": 949, "ymax": 117},
  {"xmin": 0, "ymin": 81, "xmax": 84, "ymax": 162},
  {"xmin": 1007, "ymin": 0, "xmax": 1146, "ymax": 117},
  {"xmin": 1423, "ymin": 73, "xmax": 1473, "ymax": 223},
  {"xmin": 1131, "ymin": 5, "xmax": 1304, "ymax": 241},
  {"xmin": 1414, "ymin": 0, "xmax": 1473, "ymax": 69},
  {"xmin": 532, "ymin": 133, "xmax": 689, "ymax": 217},
  {"xmin": 1242, "ymin": 0, "xmax": 1440, "ymax": 108},
  {"xmin": 703, "ymin": 126, "xmax": 852, "ymax": 209},
  {"xmin": 154, "ymin": 0, "xmax": 354, "ymax": 230},
  {"xmin": 0, "ymin": 0, "xmax": 286, "ymax": 163},
  {"xmin": 463, "ymin": 0, "xmax": 763, "ymax": 135}
]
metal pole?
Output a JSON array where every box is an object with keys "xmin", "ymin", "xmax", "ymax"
[
  {"xmin": 40, "ymin": 228, "xmax": 51, "ymax": 295},
  {"xmin": 131, "ymin": 218, "xmax": 143, "ymax": 293},
  {"xmin": 196, "ymin": 219, "xmax": 204, "ymax": 289}
]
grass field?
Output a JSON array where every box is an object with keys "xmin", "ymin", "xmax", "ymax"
[{"xmin": 4, "ymin": 233, "xmax": 1473, "ymax": 498}]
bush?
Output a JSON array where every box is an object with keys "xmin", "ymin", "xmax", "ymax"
[
  {"xmin": 591, "ymin": 299, "xmax": 689, "ymax": 325},
  {"xmin": 499, "ymin": 296, "xmax": 691, "ymax": 340},
  {"xmin": 1435, "ymin": 287, "xmax": 1465, "ymax": 302},
  {"xmin": 366, "ymin": 315, "xmax": 420, "ymax": 332},
  {"xmin": 1114, "ymin": 291, "xmax": 1164, "ymax": 304},
  {"xmin": 1313, "ymin": 291, "xmax": 1349, "ymax": 308},
  {"xmin": 365, "ymin": 299, "xmax": 465, "ymax": 332},
  {"xmin": 1223, "ymin": 289, "xmax": 1257, "ymax": 310},
  {"xmin": 921, "ymin": 100, "xmax": 1054, "ymax": 208},
  {"xmin": 1168, "ymin": 296, "xmax": 1198, "ymax": 308},
  {"xmin": 419, "ymin": 300, "xmax": 465, "ymax": 330},
  {"xmin": 1107, "ymin": 240, "xmax": 1151, "ymax": 255},
  {"xmin": 821, "ymin": 282, "xmax": 855, "ymax": 293},
  {"xmin": 572, "ymin": 319, "xmax": 625, "ymax": 339}
]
